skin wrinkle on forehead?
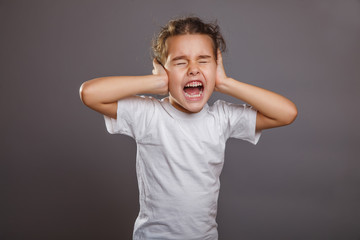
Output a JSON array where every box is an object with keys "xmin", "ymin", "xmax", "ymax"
[{"xmin": 163, "ymin": 34, "xmax": 217, "ymax": 64}]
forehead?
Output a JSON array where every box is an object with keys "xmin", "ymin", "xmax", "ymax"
[{"xmin": 166, "ymin": 34, "xmax": 215, "ymax": 59}]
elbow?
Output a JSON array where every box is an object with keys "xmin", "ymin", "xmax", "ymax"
[
  {"xmin": 282, "ymin": 104, "xmax": 298, "ymax": 126},
  {"xmin": 79, "ymin": 81, "xmax": 94, "ymax": 107}
]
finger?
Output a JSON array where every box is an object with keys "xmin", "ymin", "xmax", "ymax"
[
  {"xmin": 153, "ymin": 58, "xmax": 158, "ymax": 69},
  {"xmin": 152, "ymin": 59, "xmax": 160, "ymax": 74},
  {"xmin": 217, "ymin": 49, "xmax": 223, "ymax": 63}
]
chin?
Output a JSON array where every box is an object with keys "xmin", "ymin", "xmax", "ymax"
[
  {"xmin": 169, "ymin": 95, "xmax": 203, "ymax": 113},
  {"xmin": 178, "ymin": 94, "xmax": 211, "ymax": 113},
  {"xmin": 184, "ymin": 101, "xmax": 206, "ymax": 113}
]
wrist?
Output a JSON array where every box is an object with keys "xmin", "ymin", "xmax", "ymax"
[
  {"xmin": 146, "ymin": 74, "xmax": 168, "ymax": 95},
  {"xmin": 216, "ymin": 77, "xmax": 234, "ymax": 94}
]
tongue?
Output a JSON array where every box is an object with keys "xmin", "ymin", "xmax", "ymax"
[{"xmin": 184, "ymin": 87, "xmax": 200, "ymax": 95}]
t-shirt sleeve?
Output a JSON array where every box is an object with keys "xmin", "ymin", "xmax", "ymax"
[
  {"xmin": 103, "ymin": 95, "xmax": 155, "ymax": 140},
  {"xmin": 215, "ymin": 100, "xmax": 261, "ymax": 145}
]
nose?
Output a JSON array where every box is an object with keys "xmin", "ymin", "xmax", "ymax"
[{"xmin": 187, "ymin": 62, "xmax": 200, "ymax": 76}]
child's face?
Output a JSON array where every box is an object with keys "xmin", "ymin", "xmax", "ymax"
[{"xmin": 164, "ymin": 34, "xmax": 217, "ymax": 113}]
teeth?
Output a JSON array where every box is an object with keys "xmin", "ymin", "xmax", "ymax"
[
  {"xmin": 185, "ymin": 82, "xmax": 203, "ymax": 87},
  {"xmin": 185, "ymin": 90, "xmax": 203, "ymax": 98}
]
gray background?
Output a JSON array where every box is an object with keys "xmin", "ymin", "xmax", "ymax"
[{"xmin": 1, "ymin": 0, "xmax": 360, "ymax": 239}]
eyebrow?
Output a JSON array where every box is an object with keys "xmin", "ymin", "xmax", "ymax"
[
  {"xmin": 197, "ymin": 55, "xmax": 212, "ymax": 59},
  {"xmin": 171, "ymin": 55, "xmax": 187, "ymax": 61},
  {"xmin": 171, "ymin": 55, "xmax": 212, "ymax": 61}
]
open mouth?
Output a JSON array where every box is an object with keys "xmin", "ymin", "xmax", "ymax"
[{"xmin": 183, "ymin": 81, "xmax": 204, "ymax": 99}]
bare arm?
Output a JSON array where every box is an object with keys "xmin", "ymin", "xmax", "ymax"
[
  {"xmin": 79, "ymin": 60, "xmax": 168, "ymax": 118},
  {"xmin": 215, "ymin": 51, "xmax": 298, "ymax": 131}
]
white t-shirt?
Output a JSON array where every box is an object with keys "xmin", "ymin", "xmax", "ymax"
[{"xmin": 104, "ymin": 96, "xmax": 261, "ymax": 240}]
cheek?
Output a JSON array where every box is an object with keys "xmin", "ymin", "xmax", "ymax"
[
  {"xmin": 167, "ymin": 69, "xmax": 183, "ymax": 83},
  {"xmin": 167, "ymin": 73, "xmax": 181, "ymax": 91},
  {"xmin": 203, "ymin": 67, "xmax": 216, "ymax": 84}
]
